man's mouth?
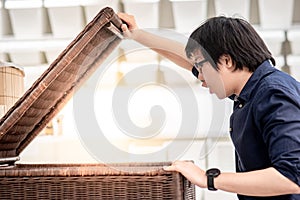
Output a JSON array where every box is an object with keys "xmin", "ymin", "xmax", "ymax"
[{"xmin": 201, "ymin": 81, "xmax": 208, "ymax": 88}]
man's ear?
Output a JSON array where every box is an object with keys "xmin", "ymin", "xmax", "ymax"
[{"xmin": 219, "ymin": 54, "xmax": 233, "ymax": 69}]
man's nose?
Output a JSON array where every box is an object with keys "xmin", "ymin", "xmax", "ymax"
[{"xmin": 197, "ymin": 73, "xmax": 207, "ymax": 87}]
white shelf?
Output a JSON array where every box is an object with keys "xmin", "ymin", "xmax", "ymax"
[
  {"xmin": 0, "ymin": 0, "xmax": 300, "ymax": 66},
  {"xmin": 0, "ymin": 37, "xmax": 71, "ymax": 65}
]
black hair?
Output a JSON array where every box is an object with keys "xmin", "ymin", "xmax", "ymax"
[{"xmin": 185, "ymin": 16, "xmax": 275, "ymax": 72}]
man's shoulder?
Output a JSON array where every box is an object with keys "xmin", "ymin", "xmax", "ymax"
[{"xmin": 257, "ymin": 69, "xmax": 300, "ymax": 97}]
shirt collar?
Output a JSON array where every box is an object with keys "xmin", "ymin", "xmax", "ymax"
[{"xmin": 230, "ymin": 60, "xmax": 277, "ymax": 103}]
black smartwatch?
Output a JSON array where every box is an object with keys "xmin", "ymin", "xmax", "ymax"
[{"xmin": 206, "ymin": 168, "xmax": 221, "ymax": 191}]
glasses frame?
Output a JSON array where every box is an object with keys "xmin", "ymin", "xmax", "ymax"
[{"xmin": 193, "ymin": 59, "xmax": 208, "ymax": 74}]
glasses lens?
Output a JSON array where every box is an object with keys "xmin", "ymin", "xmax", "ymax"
[
  {"xmin": 196, "ymin": 59, "xmax": 207, "ymax": 71},
  {"xmin": 192, "ymin": 66, "xmax": 199, "ymax": 78}
]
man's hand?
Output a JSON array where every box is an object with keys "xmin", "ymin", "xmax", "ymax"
[
  {"xmin": 163, "ymin": 160, "xmax": 207, "ymax": 188},
  {"xmin": 117, "ymin": 13, "xmax": 139, "ymax": 39}
]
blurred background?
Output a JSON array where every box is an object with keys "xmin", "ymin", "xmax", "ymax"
[{"xmin": 0, "ymin": 0, "xmax": 300, "ymax": 199}]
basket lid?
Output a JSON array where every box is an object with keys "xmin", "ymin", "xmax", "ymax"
[{"xmin": 0, "ymin": 7, "xmax": 124, "ymax": 165}]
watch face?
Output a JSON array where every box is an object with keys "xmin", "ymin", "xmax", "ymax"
[{"xmin": 206, "ymin": 168, "xmax": 220, "ymax": 177}]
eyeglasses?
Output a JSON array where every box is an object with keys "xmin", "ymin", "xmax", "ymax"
[{"xmin": 194, "ymin": 59, "xmax": 208, "ymax": 73}]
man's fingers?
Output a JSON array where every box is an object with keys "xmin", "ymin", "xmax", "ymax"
[
  {"xmin": 163, "ymin": 165, "xmax": 176, "ymax": 171},
  {"xmin": 121, "ymin": 24, "xmax": 128, "ymax": 32},
  {"xmin": 163, "ymin": 161, "xmax": 182, "ymax": 171}
]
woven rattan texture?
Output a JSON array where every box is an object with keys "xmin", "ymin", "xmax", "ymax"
[
  {"xmin": 0, "ymin": 163, "xmax": 195, "ymax": 200},
  {"xmin": 0, "ymin": 7, "xmax": 122, "ymax": 158},
  {"xmin": 0, "ymin": 7, "xmax": 196, "ymax": 200}
]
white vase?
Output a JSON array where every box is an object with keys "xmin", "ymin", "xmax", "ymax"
[
  {"xmin": 5, "ymin": 0, "xmax": 46, "ymax": 39},
  {"xmin": 259, "ymin": 0, "xmax": 294, "ymax": 29},
  {"xmin": 256, "ymin": 29, "xmax": 285, "ymax": 57},
  {"xmin": 287, "ymin": 55, "xmax": 300, "ymax": 80},
  {"xmin": 0, "ymin": 3, "xmax": 3, "ymax": 36},
  {"xmin": 0, "ymin": 52, "xmax": 7, "ymax": 61},
  {"xmin": 81, "ymin": 0, "xmax": 119, "ymax": 24},
  {"xmin": 44, "ymin": 0, "xmax": 85, "ymax": 38},
  {"xmin": 214, "ymin": 0, "xmax": 250, "ymax": 20},
  {"xmin": 122, "ymin": 0, "xmax": 160, "ymax": 29},
  {"xmin": 288, "ymin": 30, "xmax": 300, "ymax": 55},
  {"xmin": 0, "ymin": 3, "xmax": 12, "ymax": 38},
  {"xmin": 170, "ymin": 0, "xmax": 207, "ymax": 34}
]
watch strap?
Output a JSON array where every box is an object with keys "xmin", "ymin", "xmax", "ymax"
[
  {"xmin": 207, "ymin": 175, "xmax": 217, "ymax": 191},
  {"xmin": 206, "ymin": 168, "xmax": 220, "ymax": 191}
]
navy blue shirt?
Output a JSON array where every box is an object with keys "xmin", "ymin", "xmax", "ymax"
[{"xmin": 229, "ymin": 60, "xmax": 300, "ymax": 200}]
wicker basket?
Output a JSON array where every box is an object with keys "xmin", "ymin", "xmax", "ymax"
[
  {"xmin": 0, "ymin": 62, "xmax": 24, "ymax": 119},
  {"xmin": 0, "ymin": 162, "xmax": 195, "ymax": 199},
  {"xmin": 0, "ymin": 7, "xmax": 195, "ymax": 199},
  {"xmin": 0, "ymin": 7, "xmax": 123, "ymax": 159}
]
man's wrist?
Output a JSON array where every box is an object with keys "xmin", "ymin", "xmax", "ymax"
[
  {"xmin": 130, "ymin": 29, "xmax": 142, "ymax": 41},
  {"xmin": 206, "ymin": 168, "xmax": 221, "ymax": 191}
]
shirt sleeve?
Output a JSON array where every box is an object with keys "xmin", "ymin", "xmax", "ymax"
[{"xmin": 254, "ymin": 85, "xmax": 300, "ymax": 186}]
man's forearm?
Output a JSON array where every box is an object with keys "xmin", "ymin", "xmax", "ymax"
[
  {"xmin": 215, "ymin": 167, "xmax": 300, "ymax": 196},
  {"xmin": 130, "ymin": 29, "xmax": 193, "ymax": 71}
]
